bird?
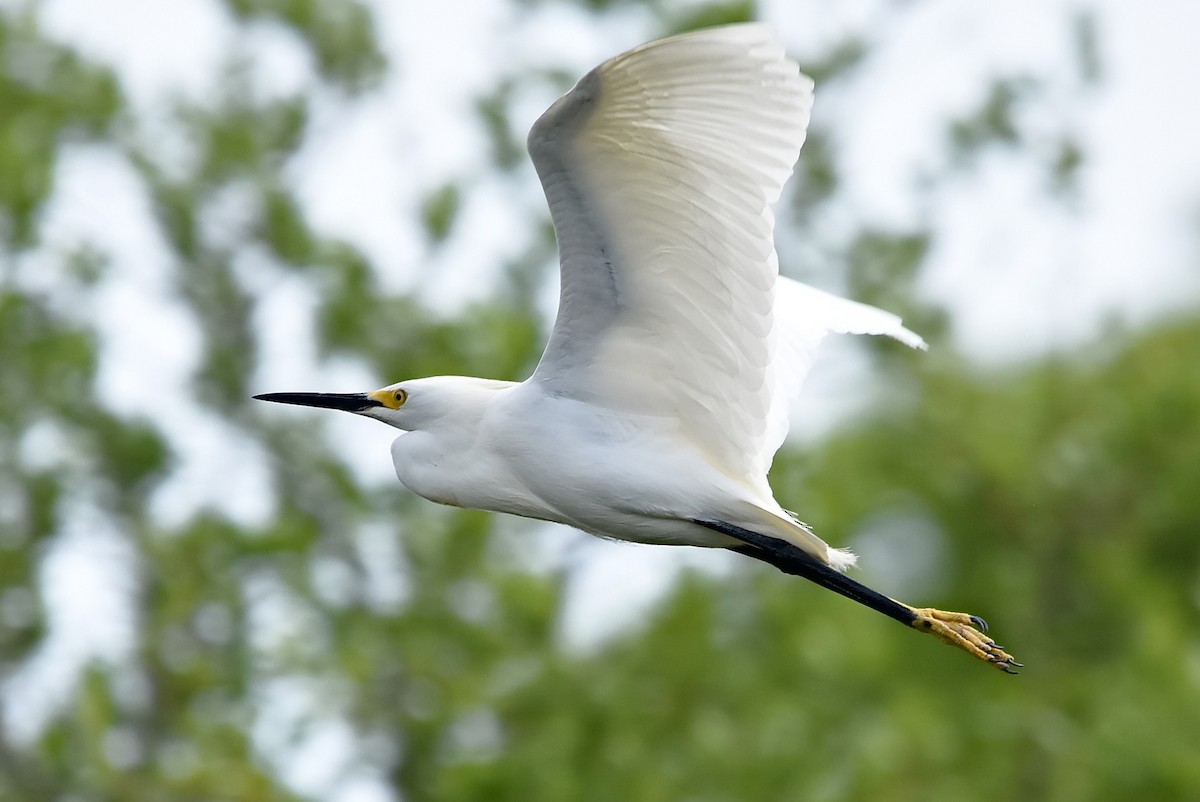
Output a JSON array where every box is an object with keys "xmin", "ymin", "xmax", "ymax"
[{"xmin": 256, "ymin": 24, "xmax": 1020, "ymax": 673}]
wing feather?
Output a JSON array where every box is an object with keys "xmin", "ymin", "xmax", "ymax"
[
  {"xmin": 527, "ymin": 24, "xmax": 809, "ymax": 484},
  {"xmin": 758, "ymin": 277, "xmax": 927, "ymax": 470}
]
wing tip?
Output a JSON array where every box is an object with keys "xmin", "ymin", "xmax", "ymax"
[{"xmin": 892, "ymin": 326, "xmax": 929, "ymax": 351}]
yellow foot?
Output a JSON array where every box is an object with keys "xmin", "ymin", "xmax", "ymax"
[{"xmin": 906, "ymin": 606, "xmax": 1022, "ymax": 674}]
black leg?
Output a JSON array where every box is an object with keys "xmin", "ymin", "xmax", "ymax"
[
  {"xmin": 697, "ymin": 519, "xmax": 1021, "ymax": 673},
  {"xmin": 695, "ymin": 518, "xmax": 918, "ymax": 627}
]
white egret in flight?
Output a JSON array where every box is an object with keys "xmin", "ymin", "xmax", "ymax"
[{"xmin": 257, "ymin": 24, "xmax": 1019, "ymax": 672}]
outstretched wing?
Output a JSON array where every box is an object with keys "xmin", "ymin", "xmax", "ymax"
[
  {"xmin": 758, "ymin": 277, "xmax": 927, "ymax": 474},
  {"xmin": 527, "ymin": 24, "xmax": 810, "ymax": 484}
]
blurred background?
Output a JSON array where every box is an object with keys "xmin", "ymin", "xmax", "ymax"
[{"xmin": 2, "ymin": 0, "xmax": 1199, "ymax": 799}]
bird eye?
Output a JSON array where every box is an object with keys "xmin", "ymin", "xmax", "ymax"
[{"xmin": 394, "ymin": 389, "xmax": 408, "ymax": 406}]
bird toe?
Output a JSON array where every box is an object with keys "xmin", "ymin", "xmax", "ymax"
[{"xmin": 907, "ymin": 606, "xmax": 1020, "ymax": 674}]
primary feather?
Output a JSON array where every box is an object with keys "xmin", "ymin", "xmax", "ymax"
[
  {"xmin": 528, "ymin": 24, "xmax": 921, "ymax": 494},
  {"xmin": 528, "ymin": 24, "xmax": 811, "ymax": 491}
]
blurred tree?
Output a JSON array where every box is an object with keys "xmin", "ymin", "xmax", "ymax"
[{"xmin": 1, "ymin": 2, "xmax": 1197, "ymax": 802}]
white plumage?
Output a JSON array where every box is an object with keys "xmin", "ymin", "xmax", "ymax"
[
  {"xmin": 256, "ymin": 25, "xmax": 1024, "ymax": 674},
  {"xmin": 260, "ymin": 24, "xmax": 925, "ymax": 571},
  {"xmin": 524, "ymin": 24, "xmax": 923, "ymax": 567}
]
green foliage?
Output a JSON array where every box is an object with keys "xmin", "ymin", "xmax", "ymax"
[
  {"xmin": 845, "ymin": 230, "xmax": 928, "ymax": 308},
  {"xmin": 421, "ymin": 184, "xmax": 462, "ymax": 245},
  {"xmin": 948, "ymin": 77, "xmax": 1033, "ymax": 162},
  {"xmin": 0, "ymin": 13, "xmax": 120, "ymax": 246},
  {"xmin": 790, "ymin": 129, "xmax": 838, "ymax": 217},
  {"xmin": 800, "ymin": 38, "xmax": 867, "ymax": 87},
  {"xmin": 315, "ymin": 255, "xmax": 542, "ymax": 382},
  {"xmin": 0, "ymin": 291, "xmax": 96, "ymax": 414},
  {"xmin": 476, "ymin": 81, "xmax": 526, "ymax": 172},
  {"xmin": 2, "ymin": 3, "xmax": 1197, "ymax": 802},
  {"xmin": 665, "ymin": 1, "xmax": 756, "ymax": 35},
  {"xmin": 1050, "ymin": 137, "xmax": 1085, "ymax": 195},
  {"xmin": 787, "ymin": 40, "xmax": 866, "ymax": 221},
  {"xmin": 843, "ymin": 230, "xmax": 949, "ymax": 347},
  {"xmin": 221, "ymin": 0, "xmax": 384, "ymax": 91}
]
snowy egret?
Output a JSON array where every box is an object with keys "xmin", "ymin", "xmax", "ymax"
[{"xmin": 256, "ymin": 24, "xmax": 1019, "ymax": 672}]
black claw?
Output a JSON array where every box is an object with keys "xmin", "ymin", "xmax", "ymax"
[
  {"xmin": 992, "ymin": 656, "xmax": 1023, "ymax": 674},
  {"xmin": 969, "ymin": 615, "xmax": 989, "ymax": 633}
]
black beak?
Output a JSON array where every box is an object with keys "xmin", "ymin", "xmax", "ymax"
[{"xmin": 253, "ymin": 392, "xmax": 383, "ymax": 413}]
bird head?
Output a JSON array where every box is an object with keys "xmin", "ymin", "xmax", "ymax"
[
  {"xmin": 254, "ymin": 376, "xmax": 511, "ymax": 431},
  {"xmin": 254, "ymin": 381, "xmax": 417, "ymax": 430}
]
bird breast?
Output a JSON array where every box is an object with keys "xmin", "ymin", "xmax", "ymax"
[
  {"xmin": 481, "ymin": 385, "xmax": 753, "ymax": 544},
  {"xmin": 388, "ymin": 427, "xmax": 563, "ymax": 524}
]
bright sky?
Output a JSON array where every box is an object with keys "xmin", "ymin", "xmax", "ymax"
[{"xmin": 6, "ymin": 0, "xmax": 1200, "ymax": 798}]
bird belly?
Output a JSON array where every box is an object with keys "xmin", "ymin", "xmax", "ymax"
[
  {"xmin": 485, "ymin": 390, "xmax": 752, "ymax": 548},
  {"xmin": 390, "ymin": 430, "xmax": 564, "ymax": 524}
]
